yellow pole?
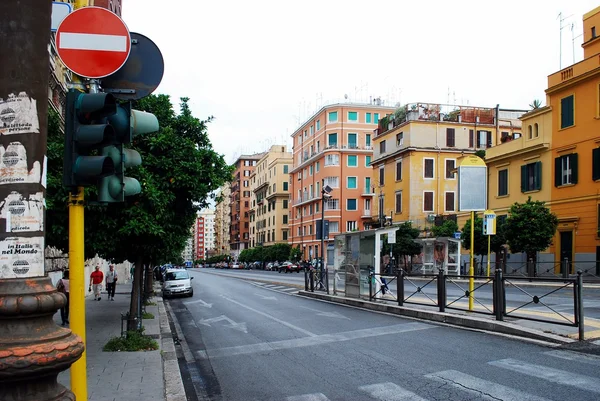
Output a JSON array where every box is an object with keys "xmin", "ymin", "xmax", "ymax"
[
  {"xmin": 469, "ymin": 211, "xmax": 474, "ymax": 311},
  {"xmin": 487, "ymin": 234, "xmax": 491, "ymax": 277},
  {"xmin": 69, "ymin": 188, "xmax": 87, "ymax": 401},
  {"xmin": 74, "ymin": 0, "xmax": 89, "ymax": 9}
]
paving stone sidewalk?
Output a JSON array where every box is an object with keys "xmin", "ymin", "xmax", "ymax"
[{"xmin": 55, "ymin": 283, "xmax": 185, "ymax": 401}]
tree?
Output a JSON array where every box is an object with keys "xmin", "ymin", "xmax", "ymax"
[
  {"xmin": 289, "ymin": 246, "xmax": 302, "ymax": 262},
  {"xmin": 382, "ymin": 222, "xmax": 422, "ymax": 269},
  {"xmin": 504, "ymin": 197, "xmax": 558, "ymax": 265},
  {"xmin": 46, "ymin": 95, "xmax": 234, "ymax": 330},
  {"xmin": 461, "ymin": 214, "xmax": 487, "ymax": 257},
  {"xmin": 529, "ymin": 99, "xmax": 542, "ymax": 110},
  {"xmin": 432, "ymin": 220, "xmax": 458, "ymax": 238}
]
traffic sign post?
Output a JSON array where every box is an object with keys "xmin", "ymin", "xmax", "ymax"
[
  {"xmin": 56, "ymin": 6, "xmax": 131, "ymax": 79},
  {"xmin": 483, "ymin": 210, "xmax": 496, "ymax": 277}
]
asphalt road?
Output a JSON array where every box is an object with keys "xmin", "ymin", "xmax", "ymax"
[{"xmin": 167, "ymin": 269, "xmax": 600, "ymax": 401}]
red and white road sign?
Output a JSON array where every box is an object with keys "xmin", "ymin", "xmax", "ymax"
[{"xmin": 56, "ymin": 7, "xmax": 131, "ymax": 79}]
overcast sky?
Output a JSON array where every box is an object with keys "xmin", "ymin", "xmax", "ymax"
[{"xmin": 122, "ymin": 0, "xmax": 599, "ymax": 164}]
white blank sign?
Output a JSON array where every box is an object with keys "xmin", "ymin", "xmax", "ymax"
[{"xmin": 458, "ymin": 166, "xmax": 487, "ymax": 211}]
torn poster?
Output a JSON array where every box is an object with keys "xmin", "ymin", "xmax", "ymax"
[
  {"xmin": 0, "ymin": 191, "xmax": 44, "ymax": 233},
  {"xmin": 0, "ymin": 236, "xmax": 44, "ymax": 278},
  {"xmin": 0, "ymin": 142, "xmax": 41, "ymax": 185},
  {"xmin": 0, "ymin": 92, "xmax": 40, "ymax": 135}
]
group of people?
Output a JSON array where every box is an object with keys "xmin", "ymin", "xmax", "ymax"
[{"xmin": 55, "ymin": 264, "xmax": 119, "ymax": 326}]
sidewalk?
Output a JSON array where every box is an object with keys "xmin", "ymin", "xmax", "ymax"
[{"xmin": 55, "ymin": 283, "xmax": 185, "ymax": 401}]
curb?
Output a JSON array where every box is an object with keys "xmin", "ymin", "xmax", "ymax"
[
  {"xmin": 297, "ymin": 290, "xmax": 575, "ymax": 345},
  {"xmin": 157, "ymin": 293, "xmax": 187, "ymax": 401}
]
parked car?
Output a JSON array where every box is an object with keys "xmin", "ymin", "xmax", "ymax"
[
  {"xmin": 266, "ymin": 261, "xmax": 280, "ymax": 271},
  {"xmin": 231, "ymin": 262, "xmax": 241, "ymax": 269},
  {"xmin": 278, "ymin": 261, "xmax": 300, "ymax": 273},
  {"xmin": 162, "ymin": 269, "xmax": 194, "ymax": 298}
]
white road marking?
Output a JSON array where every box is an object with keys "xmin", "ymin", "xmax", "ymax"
[
  {"xmin": 296, "ymin": 305, "xmax": 350, "ymax": 320},
  {"xmin": 358, "ymin": 382, "xmax": 427, "ymax": 401},
  {"xmin": 183, "ymin": 298, "xmax": 212, "ymax": 308},
  {"xmin": 426, "ymin": 369, "xmax": 551, "ymax": 401},
  {"xmin": 286, "ymin": 393, "xmax": 329, "ymax": 401},
  {"xmin": 254, "ymin": 293, "xmax": 277, "ymax": 300},
  {"xmin": 545, "ymin": 350, "xmax": 600, "ymax": 366},
  {"xmin": 197, "ymin": 315, "xmax": 247, "ymax": 333},
  {"xmin": 59, "ymin": 32, "xmax": 128, "ymax": 52},
  {"xmin": 489, "ymin": 358, "xmax": 600, "ymax": 394}
]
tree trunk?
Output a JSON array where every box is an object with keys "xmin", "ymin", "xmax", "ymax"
[{"xmin": 127, "ymin": 256, "xmax": 144, "ymax": 331}]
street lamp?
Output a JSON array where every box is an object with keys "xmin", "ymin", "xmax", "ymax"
[{"xmin": 321, "ymin": 184, "xmax": 333, "ymax": 291}]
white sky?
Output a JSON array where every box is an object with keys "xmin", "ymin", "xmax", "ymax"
[{"xmin": 122, "ymin": 0, "xmax": 599, "ymax": 163}]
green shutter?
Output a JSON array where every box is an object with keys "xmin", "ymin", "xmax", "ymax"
[
  {"xmin": 561, "ymin": 95, "xmax": 574, "ymax": 128},
  {"xmin": 555, "ymin": 157, "xmax": 561, "ymax": 187},
  {"xmin": 521, "ymin": 165, "xmax": 527, "ymax": 192},
  {"xmin": 535, "ymin": 161, "xmax": 542, "ymax": 190},
  {"xmin": 571, "ymin": 153, "xmax": 578, "ymax": 184},
  {"xmin": 593, "ymin": 148, "xmax": 600, "ymax": 181}
]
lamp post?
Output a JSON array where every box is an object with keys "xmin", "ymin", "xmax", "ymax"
[{"xmin": 321, "ymin": 183, "xmax": 333, "ymax": 289}]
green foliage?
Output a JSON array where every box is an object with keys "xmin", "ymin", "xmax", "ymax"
[
  {"xmin": 432, "ymin": 220, "xmax": 458, "ymax": 238},
  {"xmin": 461, "ymin": 214, "xmax": 486, "ymax": 256},
  {"xmin": 239, "ymin": 244, "xmax": 292, "ymax": 263},
  {"xmin": 475, "ymin": 150, "xmax": 486, "ymax": 160},
  {"xmin": 382, "ymin": 222, "xmax": 422, "ymax": 264},
  {"xmin": 289, "ymin": 246, "xmax": 302, "ymax": 262},
  {"xmin": 103, "ymin": 330, "xmax": 158, "ymax": 352},
  {"xmin": 529, "ymin": 99, "xmax": 542, "ymax": 109},
  {"xmin": 142, "ymin": 312, "xmax": 155, "ymax": 319},
  {"xmin": 143, "ymin": 300, "xmax": 157, "ymax": 306},
  {"xmin": 205, "ymin": 254, "xmax": 229, "ymax": 264},
  {"xmin": 504, "ymin": 197, "xmax": 558, "ymax": 262}
]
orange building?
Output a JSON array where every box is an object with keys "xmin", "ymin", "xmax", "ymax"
[
  {"xmin": 546, "ymin": 6, "xmax": 600, "ymax": 272},
  {"xmin": 289, "ymin": 103, "xmax": 396, "ymax": 264}
]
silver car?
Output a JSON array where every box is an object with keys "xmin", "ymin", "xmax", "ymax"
[{"xmin": 162, "ymin": 269, "xmax": 194, "ymax": 298}]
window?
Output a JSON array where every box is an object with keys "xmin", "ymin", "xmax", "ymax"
[
  {"xmin": 366, "ymin": 113, "xmax": 372, "ymax": 123},
  {"xmin": 424, "ymin": 158, "xmax": 434, "ymax": 178},
  {"xmin": 365, "ymin": 177, "xmax": 371, "ymax": 193},
  {"xmin": 560, "ymin": 95, "xmax": 574, "ymax": 129},
  {"xmin": 283, "ymin": 215, "xmax": 288, "ymax": 224},
  {"xmin": 273, "ymin": 183, "xmax": 276, "ymax": 192},
  {"xmin": 366, "ymin": 134, "xmax": 371, "ymax": 147},
  {"xmin": 283, "ymin": 165, "xmax": 288, "ymax": 173},
  {"xmin": 283, "ymin": 199, "xmax": 288, "ymax": 209},
  {"xmin": 309, "ymin": 165, "xmax": 313, "ymax": 175},
  {"xmin": 283, "ymin": 182, "xmax": 288, "ymax": 191},
  {"xmin": 310, "ymin": 125, "xmax": 314, "ymax": 135},
  {"xmin": 445, "ymin": 159, "xmax": 456, "ymax": 179},
  {"xmin": 498, "ymin": 169, "xmax": 508, "ymax": 196},
  {"xmin": 348, "ymin": 133, "xmax": 357, "ymax": 148},
  {"xmin": 325, "ymin": 154, "xmax": 339, "ymax": 166},
  {"xmin": 396, "ymin": 132, "xmax": 404, "ymax": 146},
  {"xmin": 282, "ymin": 230, "xmax": 288, "ymax": 240},
  {"xmin": 328, "ymin": 111, "xmax": 338, "ymax": 122},
  {"xmin": 445, "ymin": 192, "xmax": 455, "ymax": 212},
  {"xmin": 593, "ymin": 148, "xmax": 600, "ymax": 181},
  {"xmin": 469, "ymin": 129, "xmax": 474, "ymax": 147},
  {"xmin": 325, "ymin": 198, "xmax": 339, "ymax": 210},
  {"xmin": 347, "ymin": 176, "xmax": 357, "ymax": 189},
  {"xmin": 316, "ymin": 161, "xmax": 320, "ymax": 172},
  {"xmin": 423, "ymin": 191, "xmax": 434, "ymax": 212},
  {"xmin": 365, "ymin": 155, "xmax": 371, "ymax": 166},
  {"xmin": 534, "ymin": 123, "xmax": 539, "ymax": 138},
  {"xmin": 395, "ymin": 191, "xmax": 402, "ymax": 213},
  {"xmin": 243, "ymin": 180, "xmax": 249, "ymax": 187},
  {"xmin": 348, "ymin": 111, "xmax": 358, "ymax": 121},
  {"xmin": 324, "ymin": 176, "xmax": 339, "ymax": 188},
  {"xmin": 395, "ymin": 159, "xmax": 402, "ymax": 181},
  {"xmin": 521, "ymin": 161, "xmax": 542, "ymax": 192},
  {"xmin": 329, "ymin": 221, "xmax": 339, "ymax": 233},
  {"xmin": 347, "ymin": 155, "xmax": 358, "ymax": 167},
  {"xmin": 555, "ymin": 154, "xmax": 578, "ymax": 186},
  {"xmin": 380, "ymin": 140, "xmax": 386, "ymax": 154},
  {"xmin": 374, "ymin": 113, "xmax": 379, "ymax": 124},
  {"xmin": 446, "ymin": 128, "xmax": 455, "ymax": 147},
  {"xmin": 347, "ymin": 221, "xmax": 357, "ymax": 232},
  {"xmin": 244, "ymin": 170, "xmax": 250, "ymax": 176},
  {"xmin": 347, "ymin": 199, "xmax": 357, "ymax": 210},
  {"xmin": 328, "ymin": 133, "xmax": 337, "ymax": 147},
  {"xmin": 379, "ymin": 166, "xmax": 385, "ymax": 186},
  {"xmin": 316, "ymin": 120, "xmax": 320, "ymax": 130}
]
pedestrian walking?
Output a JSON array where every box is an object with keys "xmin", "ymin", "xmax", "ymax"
[
  {"xmin": 56, "ymin": 270, "xmax": 70, "ymax": 326},
  {"xmin": 105, "ymin": 264, "xmax": 118, "ymax": 301},
  {"xmin": 89, "ymin": 265, "xmax": 104, "ymax": 301}
]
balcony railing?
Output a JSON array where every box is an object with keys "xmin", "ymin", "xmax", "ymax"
[{"xmin": 361, "ymin": 209, "xmax": 372, "ymax": 218}]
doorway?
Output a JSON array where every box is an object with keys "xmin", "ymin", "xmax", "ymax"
[{"xmin": 559, "ymin": 231, "xmax": 573, "ymax": 275}]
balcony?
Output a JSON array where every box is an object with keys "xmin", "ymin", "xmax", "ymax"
[
  {"xmin": 361, "ymin": 209, "xmax": 372, "ymax": 218},
  {"xmin": 361, "ymin": 187, "xmax": 375, "ymax": 196},
  {"xmin": 293, "ymin": 193, "xmax": 319, "ymax": 206},
  {"xmin": 292, "ymin": 144, "xmax": 374, "ymax": 174}
]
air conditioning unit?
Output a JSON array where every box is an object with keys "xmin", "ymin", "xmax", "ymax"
[{"xmin": 427, "ymin": 214, "xmax": 436, "ymax": 222}]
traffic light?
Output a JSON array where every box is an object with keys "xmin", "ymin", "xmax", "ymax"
[
  {"xmin": 97, "ymin": 102, "xmax": 159, "ymax": 202},
  {"xmin": 63, "ymin": 90, "xmax": 117, "ymax": 188}
]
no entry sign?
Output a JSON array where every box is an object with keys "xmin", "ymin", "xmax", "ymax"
[{"xmin": 56, "ymin": 7, "xmax": 131, "ymax": 79}]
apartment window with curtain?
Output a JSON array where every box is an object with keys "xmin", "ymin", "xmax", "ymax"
[
  {"xmin": 498, "ymin": 169, "xmax": 508, "ymax": 196},
  {"xmin": 396, "ymin": 132, "xmax": 404, "ymax": 146},
  {"xmin": 346, "ymin": 221, "xmax": 357, "ymax": 232},
  {"xmin": 324, "ymin": 154, "xmax": 339, "ymax": 166},
  {"xmin": 366, "ymin": 134, "xmax": 371, "ymax": 147},
  {"xmin": 446, "ymin": 128, "xmax": 455, "ymax": 147},
  {"xmin": 347, "ymin": 155, "xmax": 358, "ymax": 167},
  {"xmin": 521, "ymin": 161, "xmax": 542, "ymax": 192},
  {"xmin": 424, "ymin": 158, "xmax": 434, "ymax": 178},
  {"xmin": 555, "ymin": 154, "xmax": 578, "ymax": 186},
  {"xmin": 347, "ymin": 176, "xmax": 357, "ymax": 189},
  {"xmin": 328, "ymin": 133, "xmax": 337, "ymax": 147},
  {"xmin": 348, "ymin": 133, "xmax": 357, "ymax": 148},
  {"xmin": 423, "ymin": 191, "xmax": 434, "ymax": 212}
]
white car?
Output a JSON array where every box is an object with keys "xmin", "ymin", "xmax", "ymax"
[
  {"xmin": 162, "ymin": 269, "xmax": 194, "ymax": 298},
  {"xmin": 231, "ymin": 263, "xmax": 241, "ymax": 269}
]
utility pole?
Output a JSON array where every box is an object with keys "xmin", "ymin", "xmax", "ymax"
[{"xmin": 0, "ymin": 2, "xmax": 84, "ymax": 400}]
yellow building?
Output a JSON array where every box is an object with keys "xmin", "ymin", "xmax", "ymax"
[
  {"xmin": 545, "ymin": 6, "xmax": 600, "ymax": 272},
  {"xmin": 214, "ymin": 185, "xmax": 231, "ymax": 255},
  {"xmin": 249, "ymin": 145, "xmax": 292, "ymax": 247},
  {"xmin": 372, "ymin": 103, "xmax": 524, "ymax": 230}
]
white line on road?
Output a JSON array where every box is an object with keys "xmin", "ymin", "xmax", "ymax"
[
  {"xmin": 489, "ymin": 358, "xmax": 600, "ymax": 394},
  {"xmin": 183, "ymin": 298, "xmax": 212, "ymax": 308},
  {"xmin": 545, "ymin": 350, "xmax": 600, "ymax": 366},
  {"xmin": 286, "ymin": 393, "xmax": 330, "ymax": 401},
  {"xmin": 426, "ymin": 369, "xmax": 551, "ymax": 401},
  {"xmin": 221, "ymin": 295, "xmax": 317, "ymax": 337},
  {"xmin": 358, "ymin": 382, "xmax": 427, "ymax": 401}
]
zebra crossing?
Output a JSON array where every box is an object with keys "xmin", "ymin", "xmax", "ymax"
[
  {"xmin": 252, "ymin": 282, "xmax": 300, "ymax": 294},
  {"xmin": 284, "ymin": 350, "xmax": 600, "ymax": 401}
]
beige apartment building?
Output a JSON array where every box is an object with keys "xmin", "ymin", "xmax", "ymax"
[
  {"xmin": 214, "ymin": 184, "xmax": 231, "ymax": 256},
  {"xmin": 249, "ymin": 146, "xmax": 293, "ymax": 248}
]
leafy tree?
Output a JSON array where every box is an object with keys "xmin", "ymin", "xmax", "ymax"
[
  {"xmin": 269, "ymin": 243, "xmax": 291, "ymax": 262},
  {"xmin": 382, "ymin": 222, "xmax": 422, "ymax": 268},
  {"xmin": 461, "ymin": 213, "xmax": 508, "ymax": 271},
  {"xmin": 289, "ymin": 246, "xmax": 302, "ymax": 262},
  {"xmin": 504, "ymin": 197, "xmax": 558, "ymax": 265},
  {"xmin": 475, "ymin": 150, "xmax": 486, "ymax": 160},
  {"xmin": 46, "ymin": 95, "xmax": 234, "ymax": 329},
  {"xmin": 529, "ymin": 99, "xmax": 542, "ymax": 109},
  {"xmin": 432, "ymin": 220, "xmax": 458, "ymax": 238}
]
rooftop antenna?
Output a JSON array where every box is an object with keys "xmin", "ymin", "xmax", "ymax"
[
  {"xmin": 558, "ymin": 12, "xmax": 574, "ymax": 70},
  {"xmin": 572, "ymin": 22, "xmax": 583, "ymax": 64}
]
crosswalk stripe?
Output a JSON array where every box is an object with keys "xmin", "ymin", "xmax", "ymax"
[
  {"xmin": 426, "ymin": 370, "xmax": 551, "ymax": 401},
  {"xmin": 545, "ymin": 350, "xmax": 600, "ymax": 366},
  {"xmin": 286, "ymin": 393, "xmax": 329, "ymax": 401},
  {"xmin": 489, "ymin": 358, "xmax": 600, "ymax": 394},
  {"xmin": 269, "ymin": 286, "xmax": 289, "ymax": 290},
  {"xmin": 358, "ymin": 382, "xmax": 427, "ymax": 401}
]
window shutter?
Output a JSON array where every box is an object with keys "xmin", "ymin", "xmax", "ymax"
[
  {"xmin": 486, "ymin": 131, "xmax": 492, "ymax": 147},
  {"xmin": 534, "ymin": 161, "xmax": 542, "ymax": 190},
  {"xmin": 469, "ymin": 130, "xmax": 474, "ymax": 147},
  {"xmin": 571, "ymin": 153, "xmax": 578, "ymax": 184},
  {"xmin": 555, "ymin": 157, "xmax": 561, "ymax": 187},
  {"xmin": 594, "ymin": 148, "xmax": 600, "ymax": 181},
  {"xmin": 521, "ymin": 165, "xmax": 527, "ymax": 192},
  {"xmin": 446, "ymin": 128, "xmax": 455, "ymax": 147}
]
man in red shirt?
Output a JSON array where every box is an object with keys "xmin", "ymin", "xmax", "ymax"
[{"xmin": 89, "ymin": 266, "xmax": 104, "ymax": 301}]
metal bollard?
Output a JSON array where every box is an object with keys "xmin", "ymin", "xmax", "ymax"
[
  {"xmin": 397, "ymin": 269, "xmax": 404, "ymax": 306},
  {"xmin": 325, "ymin": 268, "xmax": 329, "ymax": 295},
  {"xmin": 577, "ymin": 270, "xmax": 584, "ymax": 341},
  {"xmin": 437, "ymin": 268, "xmax": 446, "ymax": 312},
  {"xmin": 304, "ymin": 268, "xmax": 309, "ymax": 291},
  {"xmin": 369, "ymin": 272, "xmax": 373, "ymax": 301},
  {"xmin": 563, "ymin": 258, "xmax": 569, "ymax": 280},
  {"xmin": 494, "ymin": 268, "xmax": 504, "ymax": 321},
  {"xmin": 309, "ymin": 269, "xmax": 315, "ymax": 292}
]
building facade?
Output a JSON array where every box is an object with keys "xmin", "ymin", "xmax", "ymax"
[
  {"xmin": 194, "ymin": 209, "xmax": 215, "ymax": 261},
  {"xmin": 248, "ymin": 145, "xmax": 292, "ymax": 248},
  {"xmin": 215, "ymin": 185, "xmax": 231, "ymax": 255},
  {"xmin": 289, "ymin": 103, "xmax": 396, "ymax": 263},
  {"xmin": 372, "ymin": 103, "xmax": 525, "ymax": 230},
  {"xmin": 230, "ymin": 153, "xmax": 264, "ymax": 258}
]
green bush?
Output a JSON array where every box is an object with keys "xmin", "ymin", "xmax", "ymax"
[
  {"xmin": 103, "ymin": 331, "xmax": 158, "ymax": 352},
  {"xmin": 142, "ymin": 312, "xmax": 155, "ymax": 319}
]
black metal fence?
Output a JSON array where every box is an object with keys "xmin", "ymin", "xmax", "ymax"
[
  {"xmin": 304, "ymin": 267, "xmax": 329, "ymax": 294},
  {"xmin": 368, "ymin": 269, "xmax": 585, "ymax": 340}
]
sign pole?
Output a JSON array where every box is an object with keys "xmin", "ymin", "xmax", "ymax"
[
  {"xmin": 469, "ymin": 211, "xmax": 475, "ymax": 311},
  {"xmin": 487, "ymin": 234, "xmax": 491, "ymax": 277}
]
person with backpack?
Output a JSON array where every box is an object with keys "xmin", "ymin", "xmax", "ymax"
[{"xmin": 56, "ymin": 270, "xmax": 70, "ymax": 326}]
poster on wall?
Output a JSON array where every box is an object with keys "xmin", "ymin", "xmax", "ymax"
[
  {"xmin": 0, "ymin": 191, "xmax": 44, "ymax": 233},
  {"xmin": 0, "ymin": 142, "xmax": 42, "ymax": 185},
  {"xmin": 0, "ymin": 236, "xmax": 45, "ymax": 278},
  {"xmin": 0, "ymin": 92, "xmax": 40, "ymax": 135}
]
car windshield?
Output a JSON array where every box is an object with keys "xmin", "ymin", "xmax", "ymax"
[{"xmin": 166, "ymin": 271, "xmax": 189, "ymax": 280}]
